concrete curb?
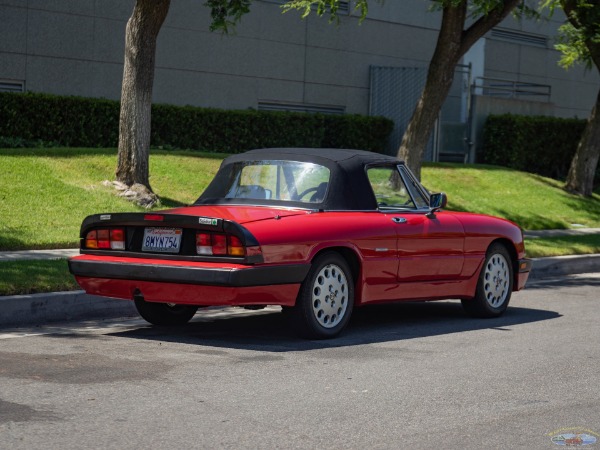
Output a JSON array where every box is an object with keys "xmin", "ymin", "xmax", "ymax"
[
  {"xmin": 0, "ymin": 291, "xmax": 136, "ymax": 327},
  {"xmin": 0, "ymin": 254, "xmax": 598, "ymax": 329},
  {"xmin": 529, "ymin": 254, "xmax": 600, "ymax": 280}
]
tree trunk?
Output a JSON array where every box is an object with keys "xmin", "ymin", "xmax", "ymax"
[
  {"xmin": 562, "ymin": 0, "xmax": 600, "ymax": 197},
  {"xmin": 564, "ymin": 87, "xmax": 600, "ymax": 196},
  {"xmin": 116, "ymin": 0, "xmax": 170, "ymax": 196},
  {"xmin": 398, "ymin": 4, "xmax": 465, "ymax": 179},
  {"xmin": 397, "ymin": 0, "xmax": 520, "ymax": 180}
]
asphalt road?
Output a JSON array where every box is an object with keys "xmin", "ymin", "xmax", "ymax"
[{"xmin": 1, "ymin": 274, "xmax": 599, "ymax": 449}]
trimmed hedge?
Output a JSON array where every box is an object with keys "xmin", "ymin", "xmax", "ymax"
[
  {"xmin": 483, "ymin": 114, "xmax": 586, "ymax": 180},
  {"xmin": 0, "ymin": 93, "xmax": 120, "ymax": 148},
  {"xmin": 0, "ymin": 92, "xmax": 393, "ymax": 153}
]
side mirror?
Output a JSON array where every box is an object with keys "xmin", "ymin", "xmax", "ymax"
[{"xmin": 429, "ymin": 192, "xmax": 447, "ymax": 210}]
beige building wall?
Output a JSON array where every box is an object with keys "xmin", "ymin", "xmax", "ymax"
[{"xmin": 0, "ymin": 1, "xmax": 597, "ymax": 119}]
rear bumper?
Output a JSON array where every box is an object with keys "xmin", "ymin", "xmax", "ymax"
[
  {"xmin": 68, "ymin": 257, "xmax": 310, "ymax": 287},
  {"xmin": 68, "ymin": 255, "xmax": 310, "ymax": 306},
  {"xmin": 73, "ymin": 276, "xmax": 302, "ymax": 307}
]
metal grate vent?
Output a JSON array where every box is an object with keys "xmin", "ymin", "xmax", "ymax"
[
  {"xmin": 0, "ymin": 80, "xmax": 25, "ymax": 92},
  {"xmin": 491, "ymin": 28, "xmax": 548, "ymax": 48},
  {"xmin": 337, "ymin": 1, "xmax": 350, "ymax": 13},
  {"xmin": 258, "ymin": 101, "xmax": 345, "ymax": 115}
]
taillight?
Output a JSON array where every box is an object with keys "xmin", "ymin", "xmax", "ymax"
[
  {"xmin": 110, "ymin": 229, "xmax": 125, "ymax": 250},
  {"xmin": 97, "ymin": 229, "xmax": 110, "ymax": 248},
  {"xmin": 196, "ymin": 233, "xmax": 212, "ymax": 255},
  {"xmin": 85, "ymin": 230, "xmax": 98, "ymax": 249},
  {"xmin": 212, "ymin": 234, "xmax": 227, "ymax": 256},
  {"xmin": 195, "ymin": 232, "xmax": 246, "ymax": 257},
  {"xmin": 84, "ymin": 228, "xmax": 125, "ymax": 250},
  {"xmin": 228, "ymin": 235, "xmax": 245, "ymax": 256}
]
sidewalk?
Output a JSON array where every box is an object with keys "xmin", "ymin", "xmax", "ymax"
[
  {"xmin": 0, "ymin": 248, "xmax": 79, "ymax": 261},
  {"xmin": 1, "ymin": 229, "xmax": 599, "ymax": 328}
]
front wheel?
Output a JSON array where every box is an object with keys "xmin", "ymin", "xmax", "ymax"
[
  {"xmin": 290, "ymin": 252, "xmax": 354, "ymax": 339},
  {"xmin": 461, "ymin": 243, "xmax": 513, "ymax": 318},
  {"xmin": 134, "ymin": 299, "xmax": 199, "ymax": 326}
]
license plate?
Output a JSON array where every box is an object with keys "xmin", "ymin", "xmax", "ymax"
[{"xmin": 142, "ymin": 227, "xmax": 182, "ymax": 253}]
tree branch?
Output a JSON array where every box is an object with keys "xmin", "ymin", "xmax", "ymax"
[{"xmin": 459, "ymin": 0, "xmax": 521, "ymax": 56}]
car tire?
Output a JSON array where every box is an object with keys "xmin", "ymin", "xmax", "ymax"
[
  {"xmin": 134, "ymin": 299, "xmax": 199, "ymax": 326},
  {"xmin": 461, "ymin": 243, "xmax": 513, "ymax": 318},
  {"xmin": 290, "ymin": 252, "xmax": 354, "ymax": 339}
]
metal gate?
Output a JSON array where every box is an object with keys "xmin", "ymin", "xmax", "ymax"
[{"xmin": 369, "ymin": 65, "xmax": 471, "ymax": 162}]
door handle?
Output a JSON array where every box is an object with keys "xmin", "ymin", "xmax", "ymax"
[{"xmin": 392, "ymin": 217, "xmax": 407, "ymax": 224}]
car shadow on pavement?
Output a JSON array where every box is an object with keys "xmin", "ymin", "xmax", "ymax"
[{"xmin": 108, "ymin": 301, "xmax": 561, "ymax": 352}]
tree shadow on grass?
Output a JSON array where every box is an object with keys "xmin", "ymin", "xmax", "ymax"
[
  {"xmin": 108, "ymin": 301, "xmax": 560, "ymax": 353},
  {"xmin": 493, "ymin": 210, "xmax": 569, "ymax": 230},
  {"xmin": 157, "ymin": 197, "xmax": 188, "ymax": 208}
]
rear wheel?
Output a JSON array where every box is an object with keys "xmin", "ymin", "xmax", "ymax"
[
  {"xmin": 461, "ymin": 243, "xmax": 513, "ymax": 318},
  {"xmin": 290, "ymin": 252, "xmax": 354, "ymax": 339},
  {"xmin": 134, "ymin": 299, "xmax": 199, "ymax": 326}
]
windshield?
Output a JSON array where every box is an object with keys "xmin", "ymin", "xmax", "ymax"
[{"xmin": 200, "ymin": 160, "xmax": 331, "ymax": 204}]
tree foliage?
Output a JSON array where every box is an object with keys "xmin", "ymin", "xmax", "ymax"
[
  {"xmin": 282, "ymin": 0, "xmax": 371, "ymax": 21},
  {"xmin": 544, "ymin": 0, "xmax": 600, "ymax": 69},
  {"xmin": 206, "ymin": 0, "xmax": 252, "ymax": 32}
]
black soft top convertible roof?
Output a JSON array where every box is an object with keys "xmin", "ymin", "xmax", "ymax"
[{"xmin": 197, "ymin": 148, "xmax": 406, "ymax": 210}]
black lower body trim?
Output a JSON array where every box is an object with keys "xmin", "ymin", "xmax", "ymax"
[{"xmin": 68, "ymin": 259, "xmax": 310, "ymax": 287}]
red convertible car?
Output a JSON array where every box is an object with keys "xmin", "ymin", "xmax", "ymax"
[{"xmin": 69, "ymin": 148, "xmax": 531, "ymax": 338}]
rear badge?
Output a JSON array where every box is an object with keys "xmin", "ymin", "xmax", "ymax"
[
  {"xmin": 100, "ymin": 214, "xmax": 111, "ymax": 220},
  {"xmin": 199, "ymin": 217, "xmax": 219, "ymax": 226}
]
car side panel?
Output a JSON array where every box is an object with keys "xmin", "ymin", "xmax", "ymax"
[
  {"xmin": 452, "ymin": 212, "xmax": 530, "ymax": 290},
  {"xmin": 245, "ymin": 211, "xmax": 476, "ymax": 305},
  {"xmin": 245, "ymin": 212, "xmax": 400, "ymax": 303},
  {"xmin": 394, "ymin": 212, "xmax": 465, "ymax": 282}
]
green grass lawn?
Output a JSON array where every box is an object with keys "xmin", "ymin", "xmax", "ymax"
[
  {"xmin": 0, "ymin": 259, "xmax": 78, "ymax": 295},
  {"xmin": 0, "ymin": 148, "xmax": 223, "ymax": 250},
  {"xmin": 422, "ymin": 163, "xmax": 600, "ymax": 230},
  {"xmin": 525, "ymin": 234, "xmax": 600, "ymax": 257}
]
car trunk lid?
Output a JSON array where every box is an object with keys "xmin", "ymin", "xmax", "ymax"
[{"xmin": 164, "ymin": 205, "xmax": 309, "ymax": 224}]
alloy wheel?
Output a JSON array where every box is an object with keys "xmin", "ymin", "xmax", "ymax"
[{"xmin": 310, "ymin": 263, "xmax": 349, "ymax": 329}]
